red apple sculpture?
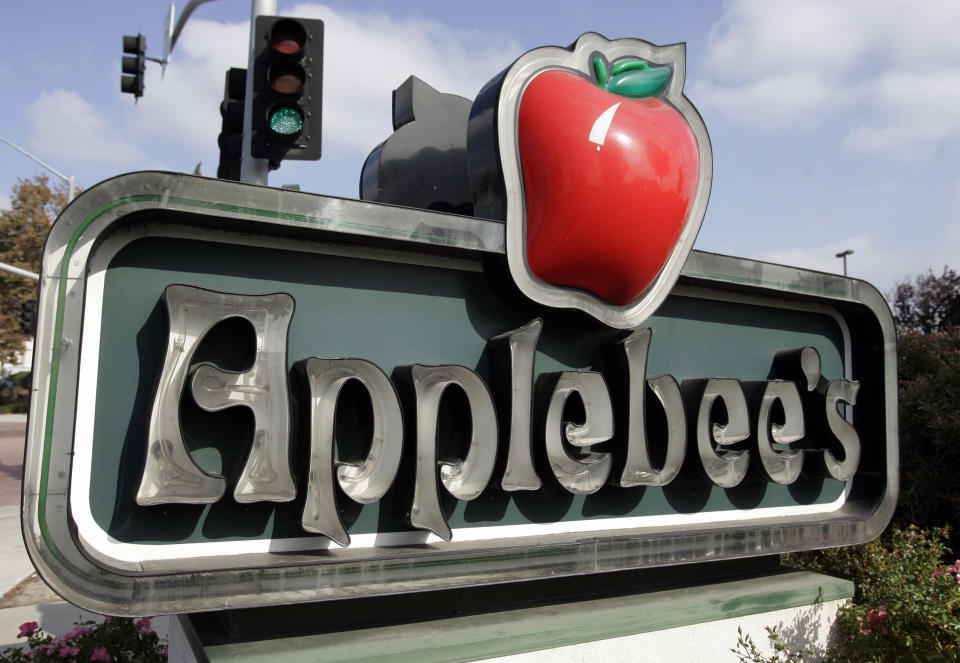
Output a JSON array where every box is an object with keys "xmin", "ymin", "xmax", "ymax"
[
  {"xmin": 519, "ymin": 59, "xmax": 699, "ymax": 306},
  {"xmin": 467, "ymin": 34, "xmax": 712, "ymax": 329}
]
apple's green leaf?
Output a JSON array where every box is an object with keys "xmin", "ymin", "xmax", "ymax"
[
  {"xmin": 611, "ymin": 59, "xmax": 653, "ymax": 75},
  {"xmin": 593, "ymin": 57, "xmax": 608, "ymax": 89},
  {"xmin": 606, "ymin": 66, "xmax": 671, "ymax": 99}
]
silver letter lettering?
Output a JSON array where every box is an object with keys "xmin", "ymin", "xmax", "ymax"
[
  {"xmin": 608, "ymin": 329, "xmax": 686, "ymax": 487},
  {"xmin": 488, "ymin": 319, "xmax": 542, "ymax": 491},
  {"xmin": 541, "ymin": 371, "xmax": 614, "ymax": 495},
  {"xmin": 301, "ymin": 358, "xmax": 403, "ymax": 546},
  {"xmin": 822, "ymin": 379, "xmax": 861, "ymax": 481},
  {"xmin": 137, "ymin": 286, "xmax": 295, "ymax": 505},
  {"xmin": 686, "ymin": 378, "xmax": 750, "ymax": 488},
  {"xmin": 752, "ymin": 380, "xmax": 804, "ymax": 485},
  {"xmin": 409, "ymin": 365, "xmax": 498, "ymax": 541}
]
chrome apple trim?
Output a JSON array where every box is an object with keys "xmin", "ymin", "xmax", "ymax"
[{"xmin": 494, "ymin": 33, "xmax": 713, "ymax": 329}]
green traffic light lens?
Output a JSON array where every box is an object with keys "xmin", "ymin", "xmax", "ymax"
[{"xmin": 269, "ymin": 106, "xmax": 303, "ymax": 136}]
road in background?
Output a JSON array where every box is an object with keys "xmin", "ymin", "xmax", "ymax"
[{"xmin": 0, "ymin": 417, "xmax": 25, "ymax": 507}]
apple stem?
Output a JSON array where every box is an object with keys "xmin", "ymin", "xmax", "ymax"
[
  {"xmin": 611, "ymin": 59, "xmax": 653, "ymax": 75},
  {"xmin": 593, "ymin": 57, "xmax": 608, "ymax": 89}
]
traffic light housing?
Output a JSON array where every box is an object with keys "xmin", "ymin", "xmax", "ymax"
[
  {"xmin": 251, "ymin": 16, "xmax": 323, "ymax": 163},
  {"xmin": 20, "ymin": 299, "xmax": 36, "ymax": 336},
  {"xmin": 121, "ymin": 34, "xmax": 147, "ymax": 99},
  {"xmin": 218, "ymin": 68, "xmax": 247, "ymax": 181}
]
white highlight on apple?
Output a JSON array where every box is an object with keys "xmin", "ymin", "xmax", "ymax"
[{"xmin": 589, "ymin": 102, "xmax": 621, "ymax": 151}]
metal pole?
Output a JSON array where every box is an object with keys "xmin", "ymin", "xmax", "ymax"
[
  {"xmin": 168, "ymin": 0, "xmax": 219, "ymax": 57},
  {"xmin": 0, "ymin": 137, "xmax": 76, "ymax": 202},
  {"xmin": 0, "ymin": 261, "xmax": 39, "ymax": 281},
  {"xmin": 835, "ymin": 249, "xmax": 853, "ymax": 276},
  {"xmin": 240, "ymin": 0, "xmax": 276, "ymax": 185}
]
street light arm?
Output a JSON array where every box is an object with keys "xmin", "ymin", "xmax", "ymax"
[
  {"xmin": 0, "ymin": 261, "xmax": 39, "ymax": 281},
  {"xmin": 0, "ymin": 138, "xmax": 70, "ymax": 182},
  {"xmin": 169, "ymin": 0, "xmax": 220, "ymax": 57},
  {"xmin": 0, "ymin": 137, "xmax": 76, "ymax": 202}
]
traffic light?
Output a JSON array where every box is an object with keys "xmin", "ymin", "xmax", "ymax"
[
  {"xmin": 121, "ymin": 34, "xmax": 147, "ymax": 99},
  {"xmin": 218, "ymin": 68, "xmax": 247, "ymax": 181},
  {"xmin": 20, "ymin": 299, "xmax": 36, "ymax": 336},
  {"xmin": 251, "ymin": 16, "xmax": 323, "ymax": 163}
]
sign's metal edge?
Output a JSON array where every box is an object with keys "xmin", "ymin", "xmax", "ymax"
[{"xmin": 21, "ymin": 171, "xmax": 898, "ymax": 616}]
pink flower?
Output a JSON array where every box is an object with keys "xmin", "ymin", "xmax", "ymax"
[
  {"xmin": 59, "ymin": 644, "xmax": 80, "ymax": 658},
  {"xmin": 136, "ymin": 617, "xmax": 153, "ymax": 634},
  {"xmin": 932, "ymin": 567, "xmax": 946, "ymax": 578},
  {"xmin": 947, "ymin": 560, "xmax": 960, "ymax": 573},
  {"xmin": 62, "ymin": 625, "xmax": 93, "ymax": 640},
  {"xmin": 90, "ymin": 646, "xmax": 111, "ymax": 662},
  {"xmin": 867, "ymin": 605, "xmax": 887, "ymax": 625},
  {"xmin": 18, "ymin": 621, "xmax": 39, "ymax": 638}
]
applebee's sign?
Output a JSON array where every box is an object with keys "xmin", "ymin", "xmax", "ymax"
[{"xmin": 22, "ymin": 34, "xmax": 896, "ymax": 618}]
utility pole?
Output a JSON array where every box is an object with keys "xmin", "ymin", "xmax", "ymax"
[
  {"xmin": 240, "ymin": 0, "xmax": 277, "ymax": 184},
  {"xmin": 835, "ymin": 249, "xmax": 853, "ymax": 276}
]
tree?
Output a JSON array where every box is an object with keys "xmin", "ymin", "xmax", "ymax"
[
  {"xmin": 0, "ymin": 175, "xmax": 70, "ymax": 366},
  {"xmin": 895, "ymin": 329, "xmax": 960, "ymax": 555},
  {"xmin": 890, "ymin": 267, "xmax": 960, "ymax": 332}
]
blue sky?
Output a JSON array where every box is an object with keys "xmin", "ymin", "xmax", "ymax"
[{"xmin": 1, "ymin": 0, "xmax": 958, "ymax": 294}]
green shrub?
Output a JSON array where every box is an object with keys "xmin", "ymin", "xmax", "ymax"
[
  {"xmin": 0, "ymin": 616, "xmax": 166, "ymax": 662},
  {"xmin": 734, "ymin": 526, "xmax": 960, "ymax": 662},
  {"xmin": 0, "ymin": 370, "xmax": 29, "ymax": 414}
]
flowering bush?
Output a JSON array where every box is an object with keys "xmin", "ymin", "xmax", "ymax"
[
  {"xmin": 0, "ymin": 617, "xmax": 166, "ymax": 663},
  {"xmin": 734, "ymin": 526, "xmax": 960, "ymax": 662}
]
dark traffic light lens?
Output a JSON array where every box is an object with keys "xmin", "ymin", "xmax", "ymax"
[
  {"xmin": 269, "ymin": 62, "xmax": 305, "ymax": 95},
  {"xmin": 268, "ymin": 104, "xmax": 304, "ymax": 136},
  {"xmin": 270, "ymin": 20, "xmax": 307, "ymax": 55}
]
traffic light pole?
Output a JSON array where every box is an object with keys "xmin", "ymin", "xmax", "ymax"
[{"xmin": 240, "ymin": 0, "xmax": 277, "ymax": 185}]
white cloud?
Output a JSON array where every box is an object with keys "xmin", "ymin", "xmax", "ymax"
[
  {"xmin": 286, "ymin": 3, "xmax": 519, "ymax": 151},
  {"xmin": 0, "ymin": 193, "xmax": 9, "ymax": 210},
  {"xmin": 844, "ymin": 70, "xmax": 960, "ymax": 155},
  {"xmin": 132, "ymin": 19, "xmax": 249, "ymax": 152},
  {"xmin": 111, "ymin": 5, "xmax": 519, "ymax": 162},
  {"xmin": 758, "ymin": 224, "xmax": 960, "ymax": 293},
  {"xmin": 26, "ymin": 90, "xmax": 145, "ymax": 166},
  {"xmin": 757, "ymin": 233, "xmax": 907, "ymax": 288},
  {"xmin": 15, "ymin": 5, "xmax": 519, "ymax": 185},
  {"xmin": 697, "ymin": 72, "xmax": 840, "ymax": 129},
  {"xmin": 697, "ymin": 0, "xmax": 960, "ymax": 157}
]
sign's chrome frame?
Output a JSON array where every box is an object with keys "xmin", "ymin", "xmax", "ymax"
[{"xmin": 22, "ymin": 172, "xmax": 898, "ymax": 616}]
